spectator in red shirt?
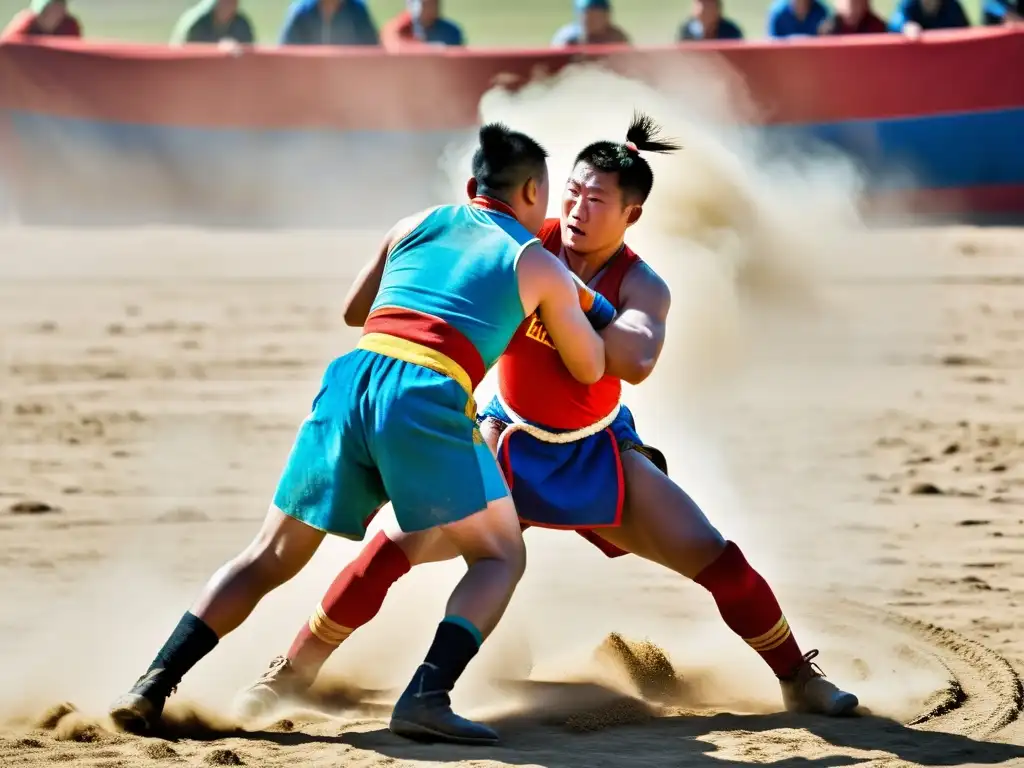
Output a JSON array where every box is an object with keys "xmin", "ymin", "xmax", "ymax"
[
  {"xmin": 2, "ymin": 0, "xmax": 81, "ymax": 40},
  {"xmin": 381, "ymin": 0, "xmax": 464, "ymax": 48},
  {"xmin": 821, "ymin": 0, "xmax": 888, "ymax": 32}
]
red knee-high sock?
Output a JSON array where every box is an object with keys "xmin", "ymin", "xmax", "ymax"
[
  {"xmin": 287, "ymin": 531, "xmax": 411, "ymax": 679},
  {"xmin": 694, "ymin": 541, "xmax": 805, "ymax": 678}
]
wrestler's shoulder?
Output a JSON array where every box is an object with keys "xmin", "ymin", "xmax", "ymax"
[
  {"xmin": 622, "ymin": 258, "xmax": 671, "ymax": 309},
  {"xmin": 386, "ymin": 205, "xmax": 443, "ymax": 249}
]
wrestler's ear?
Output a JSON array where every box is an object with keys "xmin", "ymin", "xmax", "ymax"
[
  {"xmin": 466, "ymin": 177, "xmax": 479, "ymax": 200},
  {"xmin": 523, "ymin": 176, "xmax": 538, "ymax": 206},
  {"xmin": 626, "ymin": 204, "xmax": 643, "ymax": 227}
]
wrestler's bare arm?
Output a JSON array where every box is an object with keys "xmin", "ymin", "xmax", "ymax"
[
  {"xmin": 341, "ymin": 208, "xmax": 435, "ymax": 327},
  {"xmin": 517, "ymin": 243, "xmax": 606, "ymax": 385},
  {"xmin": 601, "ymin": 262, "xmax": 671, "ymax": 385}
]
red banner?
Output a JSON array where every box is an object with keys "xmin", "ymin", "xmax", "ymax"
[
  {"xmin": 0, "ymin": 28, "xmax": 1022, "ymax": 130},
  {"xmin": 1, "ymin": 29, "xmax": 1022, "ymax": 225}
]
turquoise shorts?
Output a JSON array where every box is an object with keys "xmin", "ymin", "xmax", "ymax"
[{"xmin": 272, "ymin": 348, "xmax": 509, "ymax": 540}]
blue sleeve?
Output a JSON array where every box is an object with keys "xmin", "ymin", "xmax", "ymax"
[
  {"xmin": 728, "ymin": 20, "xmax": 745, "ymax": 38},
  {"xmin": 952, "ymin": 0, "xmax": 971, "ymax": 25},
  {"xmin": 551, "ymin": 23, "xmax": 577, "ymax": 45},
  {"xmin": 767, "ymin": 6, "xmax": 787, "ymax": 37},
  {"xmin": 815, "ymin": 3, "xmax": 832, "ymax": 29},
  {"xmin": 984, "ymin": 0, "xmax": 1009, "ymax": 17},
  {"xmin": 888, "ymin": 0, "xmax": 912, "ymax": 30},
  {"xmin": 238, "ymin": 16, "xmax": 255, "ymax": 44},
  {"xmin": 355, "ymin": 4, "xmax": 380, "ymax": 44},
  {"xmin": 452, "ymin": 22, "xmax": 465, "ymax": 45},
  {"xmin": 280, "ymin": 5, "xmax": 305, "ymax": 44}
]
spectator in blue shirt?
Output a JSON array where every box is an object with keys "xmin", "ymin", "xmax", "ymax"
[
  {"xmin": 889, "ymin": 0, "xmax": 969, "ymax": 33},
  {"xmin": 767, "ymin": 0, "xmax": 831, "ymax": 37},
  {"xmin": 552, "ymin": 0, "xmax": 630, "ymax": 46},
  {"xmin": 280, "ymin": 0, "xmax": 379, "ymax": 46},
  {"xmin": 984, "ymin": 0, "xmax": 1022, "ymax": 24},
  {"xmin": 679, "ymin": 0, "xmax": 744, "ymax": 39}
]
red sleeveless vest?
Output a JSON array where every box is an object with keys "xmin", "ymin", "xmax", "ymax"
[{"xmin": 497, "ymin": 218, "xmax": 640, "ymax": 430}]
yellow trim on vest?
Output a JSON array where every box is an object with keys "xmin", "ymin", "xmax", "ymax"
[{"xmin": 357, "ymin": 332, "xmax": 476, "ymax": 419}]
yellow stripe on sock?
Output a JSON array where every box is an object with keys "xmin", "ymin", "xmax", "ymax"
[
  {"xmin": 757, "ymin": 624, "xmax": 793, "ymax": 652},
  {"xmin": 308, "ymin": 604, "xmax": 354, "ymax": 647},
  {"xmin": 745, "ymin": 616, "xmax": 792, "ymax": 652}
]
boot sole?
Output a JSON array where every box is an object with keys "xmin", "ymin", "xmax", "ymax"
[
  {"xmin": 109, "ymin": 706, "xmax": 152, "ymax": 734},
  {"xmin": 827, "ymin": 692, "xmax": 860, "ymax": 717},
  {"xmin": 389, "ymin": 717, "xmax": 499, "ymax": 746}
]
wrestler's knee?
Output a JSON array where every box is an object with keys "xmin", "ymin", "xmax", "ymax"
[
  {"xmin": 441, "ymin": 497, "xmax": 527, "ymax": 580},
  {"xmin": 392, "ymin": 527, "xmax": 460, "ymax": 567},
  {"xmin": 621, "ymin": 450, "xmax": 726, "ymax": 578},
  {"xmin": 237, "ymin": 506, "xmax": 324, "ymax": 589}
]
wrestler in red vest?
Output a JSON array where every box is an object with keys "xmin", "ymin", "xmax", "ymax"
[
  {"xmin": 499, "ymin": 218, "xmax": 638, "ymax": 431},
  {"xmin": 236, "ymin": 113, "xmax": 860, "ymax": 723}
]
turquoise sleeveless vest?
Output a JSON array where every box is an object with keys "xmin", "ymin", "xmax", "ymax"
[{"xmin": 370, "ymin": 203, "xmax": 537, "ymax": 370}]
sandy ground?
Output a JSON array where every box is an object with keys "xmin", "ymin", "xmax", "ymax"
[{"xmin": 1, "ymin": 223, "xmax": 1024, "ymax": 768}]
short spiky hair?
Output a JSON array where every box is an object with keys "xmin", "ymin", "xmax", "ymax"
[
  {"xmin": 573, "ymin": 111, "xmax": 681, "ymax": 205},
  {"xmin": 471, "ymin": 122, "xmax": 549, "ymax": 203}
]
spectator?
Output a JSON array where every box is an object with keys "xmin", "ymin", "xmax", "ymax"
[
  {"xmin": 982, "ymin": 0, "xmax": 1021, "ymax": 24},
  {"xmin": 2, "ymin": 0, "xmax": 81, "ymax": 40},
  {"xmin": 820, "ymin": 0, "xmax": 887, "ymax": 32},
  {"xmin": 889, "ymin": 0, "xmax": 969, "ymax": 33},
  {"xmin": 171, "ymin": 0, "xmax": 255, "ymax": 45},
  {"xmin": 380, "ymin": 0, "xmax": 464, "ymax": 48},
  {"xmin": 280, "ymin": 0, "xmax": 379, "ymax": 46},
  {"xmin": 552, "ymin": 0, "xmax": 630, "ymax": 46},
  {"xmin": 766, "ymin": 0, "xmax": 830, "ymax": 37},
  {"xmin": 679, "ymin": 0, "xmax": 744, "ymax": 40}
]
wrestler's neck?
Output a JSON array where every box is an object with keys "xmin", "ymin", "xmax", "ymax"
[{"xmin": 563, "ymin": 241, "xmax": 624, "ymax": 283}]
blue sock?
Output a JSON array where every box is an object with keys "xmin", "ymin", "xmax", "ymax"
[
  {"xmin": 419, "ymin": 615, "xmax": 483, "ymax": 693},
  {"xmin": 144, "ymin": 612, "xmax": 219, "ymax": 691}
]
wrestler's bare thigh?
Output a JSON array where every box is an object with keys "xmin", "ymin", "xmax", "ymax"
[{"xmin": 594, "ymin": 449, "xmax": 725, "ymax": 579}]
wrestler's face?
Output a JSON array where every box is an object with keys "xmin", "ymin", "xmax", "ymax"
[{"xmin": 561, "ymin": 162, "xmax": 639, "ymax": 255}]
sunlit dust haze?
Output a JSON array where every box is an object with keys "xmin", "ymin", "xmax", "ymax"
[
  {"xmin": 441, "ymin": 61, "xmax": 943, "ymax": 721},
  {"xmin": 0, "ymin": 58, "xmax": 949, "ymax": 740}
]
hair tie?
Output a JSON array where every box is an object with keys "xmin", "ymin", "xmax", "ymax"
[{"xmin": 624, "ymin": 141, "xmax": 639, "ymax": 153}]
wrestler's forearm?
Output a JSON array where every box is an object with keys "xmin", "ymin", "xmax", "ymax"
[
  {"xmin": 342, "ymin": 243, "xmax": 390, "ymax": 325},
  {"xmin": 601, "ymin": 320, "xmax": 661, "ymax": 385}
]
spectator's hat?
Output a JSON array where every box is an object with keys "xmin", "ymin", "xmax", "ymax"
[
  {"xmin": 30, "ymin": 0, "xmax": 62, "ymax": 10},
  {"xmin": 575, "ymin": 0, "xmax": 611, "ymax": 10}
]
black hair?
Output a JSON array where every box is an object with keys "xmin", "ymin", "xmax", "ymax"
[
  {"xmin": 471, "ymin": 122, "xmax": 549, "ymax": 203},
  {"xmin": 573, "ymin": 110, "xmax": 681, "ymax": 206}
]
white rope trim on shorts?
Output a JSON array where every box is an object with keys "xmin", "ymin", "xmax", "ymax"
[{"xmin": 495, "ymin": 390, "xmax": 620, "ymax": 446}]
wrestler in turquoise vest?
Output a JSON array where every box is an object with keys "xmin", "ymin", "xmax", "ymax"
[
  {"xmin": 372, "ymin": 202, "xmax": 530, "ymax": 370},
  {"xmin": 272, "ymin": 198, "xmax": 536, "ymax": 540}
]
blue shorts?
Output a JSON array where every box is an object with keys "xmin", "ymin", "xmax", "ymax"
[
  {"xmin": 273, "ymin": 349, "xmax": 509, "ymax": 540},
  {"xmin": 478, "ymin": 397, "xmax": 667, "ymax": 558}
]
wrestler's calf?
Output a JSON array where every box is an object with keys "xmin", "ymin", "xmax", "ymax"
[
  {"xmin": 287, "ymin": 531, "xmax": 412, "ymax": 681},
  {"xmin": 693, "ymin": 541, "xmax": 804, "ymax": 678}
]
